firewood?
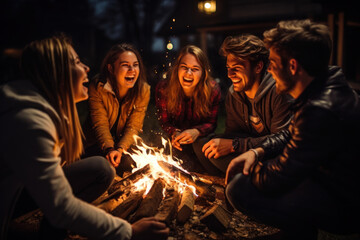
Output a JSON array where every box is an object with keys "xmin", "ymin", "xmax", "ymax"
[
  {"xmin": 108, "ymin": 164, "xmax": 151, "ymax": 195},
  {"xmin": 200, "ymin": 204, "xmax": 231, "ymax": 232},
  {"xmin": 97, "ymin": 197, "xmax": 123, "ymax": 213},
  {"xmin": 177, "ymin": 187, "xmax": 196, "ymax": 224},
  {"xmin": 157, "ymin": 161, "xmax": 216, "ymax": 200},
  {"xmin": 129, "ymin": 177, "xmax": 166, "ymax": 223},
  {"xmin": 155, "ymin": 186, "xmax": 180, "ymax": 225},
  {"xmin": 193, "ymin": 172, "xmax": 225, "ymax": 187},
  {"xmin": 111, "ymin": 189, "xmax": 145, "ymax": 219}
]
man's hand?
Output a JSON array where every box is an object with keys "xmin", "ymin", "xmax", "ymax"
[
  {"xmin": 172, "ymin": 129, "xmax": 200, "ymax": 151},
  {"xmin": 202, "ymin": 138, "xmax": 233, "ymax": 159},
  {"xmin": 225, "ymin": 150, "xmax": 257, "ymax": 185},
  {"xmin": 131, "ymin": 217, "xmax": 169, "ymax": 240},
  {"xmin": 106, "ymin": 148, "xmax": 123, "ymax": 168}
]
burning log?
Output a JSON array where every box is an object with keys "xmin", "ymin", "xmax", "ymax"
[
  {"xmin": 154, "ymin": 185, "xmax": 180, "ymax": 225},
  {"xmin": 111, "ymin": 189, "xmax": 145, "ymax": 219},
  {"xmin": 200, "ymin": 204, "xmax": 231, "ymax": 232},
  {"xmin": 96, "ymin": 164, "xmax": 151, "ymax": 206},
  {"xmin": 157, "ymin": 161, "xmax": 216, "ymax": 201},
  {"xmin": 129, "ymin": 177, "xmax": 166, "ymax": 223},
  {"xmin": 97, "ymin": 197, "xmax": 123, "ymax": 213},
  {"xmin": 108, "ymin": 164, "xmax": 151, "ymax": 195},
  {"xmin": 177, "ymin": 186, "xmax": 196, "ymax": 224}
]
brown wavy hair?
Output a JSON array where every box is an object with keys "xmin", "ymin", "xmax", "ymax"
[
  {"xmin": 263, "ymin": 19, "xmax": 331, "ymax": 77},
  {"xmin": 96, "ymin": 43, "xmax": 147, "ymax": 109},
  {"xmin": 164, "ymin": 45, "xmax": 214, "ymax": 119},
  {"xmin": 220, "ymin": 34, "xmax": 269, "ymax": 78},
  {"xmin": 20, "ymin": 35, "xmax": 83, "ymax": 164}
]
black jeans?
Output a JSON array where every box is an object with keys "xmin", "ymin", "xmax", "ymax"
[
  {"xmin": 11, "ymin": 156, "xmax": 115, "ymax": 239},
  {"xmin": 226, "ymin": 173, "xmax": 359, "ymax": 237},
  {"xmin": 193, "ymin": 134, "xmax": 236, "ymax": 175}
]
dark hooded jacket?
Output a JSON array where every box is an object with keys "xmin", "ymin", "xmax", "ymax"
[
  {"xmin": 253, "ymin": 66, "xmax": 360, "ymax": 209},
  {"xmin": 225, "ymin": 72, "xmax": 292, "ymax": 152}
]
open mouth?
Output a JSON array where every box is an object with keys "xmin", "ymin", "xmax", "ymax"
[
  {"xmin": 183, "ymin": 77, "xmax": 193, "ymax": 83},
  {"xmin": 125, "ymin": 76, "xmax": 135, "ymax": 82},
  {"xmin": 82, "ymin": 79, "xmax": 89, "ymax": 88}
]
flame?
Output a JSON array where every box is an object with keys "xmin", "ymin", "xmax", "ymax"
[{"xmin": 123, "ymin": 135, "xmax": 197, "ymax": 196}]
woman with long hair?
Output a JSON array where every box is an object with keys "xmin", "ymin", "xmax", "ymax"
[
  {"xmin": 0, "ymin": 36, "xmax": 168, "ymax": 240},
  {"xmin": 155, "ymin": 45, "xmax": 221, "ymax": 171},
  {"xmin": 85, "ymin": 43, "xmax": 150, "ymax": 173}
]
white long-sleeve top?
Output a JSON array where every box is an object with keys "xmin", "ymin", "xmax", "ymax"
[{"xmin": 0, "ymin": 79, "xmax": 132, "ymax": 240}]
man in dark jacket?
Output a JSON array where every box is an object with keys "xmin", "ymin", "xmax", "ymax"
[
  {"xmin": 194, "ymin": 34, "xmax": 292, "ymax": 174},
  {"xmin": 226, "ymin": 19, "xmax": 360, "ymax": 239}
]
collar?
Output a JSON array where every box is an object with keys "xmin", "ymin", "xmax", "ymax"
[{"xmin": 291, "ymin": 74, "xmax": 327, "ymax": 111}]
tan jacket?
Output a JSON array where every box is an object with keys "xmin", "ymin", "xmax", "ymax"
[{"xmin": 88, "ymin": 80, "xmax": 150, "ymax": 152}]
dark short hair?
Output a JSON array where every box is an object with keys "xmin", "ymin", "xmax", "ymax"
[
  {"xmin": 263, "ymin": 19, "xmax": 332, "ymax": 77},
  {"xmin": 219, "ymin": 34, "xmax": 269, "ymax": 77}
]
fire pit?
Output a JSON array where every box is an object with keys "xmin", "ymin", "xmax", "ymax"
[
  {"xmin": 93, "ymin": 136, "xmax": 224, "ymax": 227},
  {"xmin": 87, "ymin": 136, "xmax": 280, "ymax": 239},
  {"xmin": 9, "ymin": 136, "xmax": 280, "ymax": 239}
]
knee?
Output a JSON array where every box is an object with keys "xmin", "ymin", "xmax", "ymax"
[
  {"xmin": 87, "ymin": 156, "xmax": 115, "ymax": 185},
  {"xmin": 192, "ymin": 136, "xmax": 209, "ymax": 153},
  {"xmin": 225, "ymin": 173, "xmax": 250, "ymax": 211}
]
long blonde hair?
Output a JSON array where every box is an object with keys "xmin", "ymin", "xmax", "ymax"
[
  {"xmin": 165, "ymin": 45, "xmax": 214, "ymax": 119},
  {"xmin": 20, "ymin": 35, "xmax": 83, "ymax": 164}
]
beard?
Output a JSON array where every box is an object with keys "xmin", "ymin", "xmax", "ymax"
[{"xmin": 275, "ymin": 67, "xmax": 296, "ymax": 95}]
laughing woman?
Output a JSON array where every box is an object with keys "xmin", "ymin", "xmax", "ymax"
[
  {"xmin": 0, "ymin": 36, "xmax": 168, "ymax": 240},
  {"xmin": 155, "ymin": 45, "xmax": 221, "ymax": 172},
  {"xmin": 84, "ymin": 43, "xmax": 150, "ymax": 174}
]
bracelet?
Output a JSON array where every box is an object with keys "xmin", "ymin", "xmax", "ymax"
[{"xmin": 249, "ymin": 148, "xmax": 259, "ymax": 161}]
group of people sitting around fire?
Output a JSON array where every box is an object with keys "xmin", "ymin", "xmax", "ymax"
[{"xmin": 1, "ymin": 19, "xmax": 359, "ymax": 240}]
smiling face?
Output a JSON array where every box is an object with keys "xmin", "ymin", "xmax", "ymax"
[
  {"xmin": 226, "ymin": 53, "xmax": 257, "ymax": 93},
  {"xmin": 177, "ymin": 53, "xmax": 202, "ymax": 97},
  {"xmin": 110, "ymin": 51, "xmax": 139, "ymax": 96},
  {"xmin": 69, "ymin": 46, "xmax": 90, "ymax": 103}
]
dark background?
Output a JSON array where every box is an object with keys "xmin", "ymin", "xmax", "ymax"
[
  {"xmin": 1, "ymin": 0, "xmax": 359, "ymax": 135},
  {"xmin": 1, "ymin": 0, "xmax": 360, "ymax": 86}
]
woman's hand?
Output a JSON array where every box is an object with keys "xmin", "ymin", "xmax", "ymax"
[
  {"xmin": 106, "ymin": 148, "xmax": 123, "ymax": 168},
  {"xmin": 131, "ymin": 217, "xmax": 169, "ymax": 240},
  {"xmin": 171, "ymin": 128, "xmax": 200, "ymax": 151}
]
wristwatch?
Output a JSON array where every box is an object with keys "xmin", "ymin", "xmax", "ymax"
[{"xmin": 232, "ymin": 138, "xmax": 239, "ymax": 152}]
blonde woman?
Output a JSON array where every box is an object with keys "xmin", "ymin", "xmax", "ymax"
[{"xmin": 0, "ymin": 36, "xmax": 168, "ymax": 240}]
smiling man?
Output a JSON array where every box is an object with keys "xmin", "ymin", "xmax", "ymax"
[
  {"xmin": 194, "ymin": 34, "xmax": 292, "ymax": 175},
  {"xmin": 225, "ymin": 19, "xmax": 360, "ymax": 239}
]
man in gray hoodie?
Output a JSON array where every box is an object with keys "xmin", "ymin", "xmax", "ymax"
[{"xmin": 194, "ymin": 34, "xmax": 292, "ymax": 174}]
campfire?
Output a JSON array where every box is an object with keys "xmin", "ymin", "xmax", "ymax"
[
  {"xmin": 93, "ymin": 136, "xmax": 231, "ymax": 231},
  {"xmin": 11, "ymin": 135, "xmax": 280, "ymax": 239}
]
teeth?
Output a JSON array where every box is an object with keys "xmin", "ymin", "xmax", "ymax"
[{"xmin": 184, "ymin": 77, "xmax": 193, "ymax": 81}]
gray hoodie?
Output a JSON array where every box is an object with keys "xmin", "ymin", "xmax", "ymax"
[
  {"xmin": 225, "ymin": 72, "xmax": 292, "ymax": 152},
  {"xmin": 0, "ymin": 80, "xmax": 132, "ymax": 240}
]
